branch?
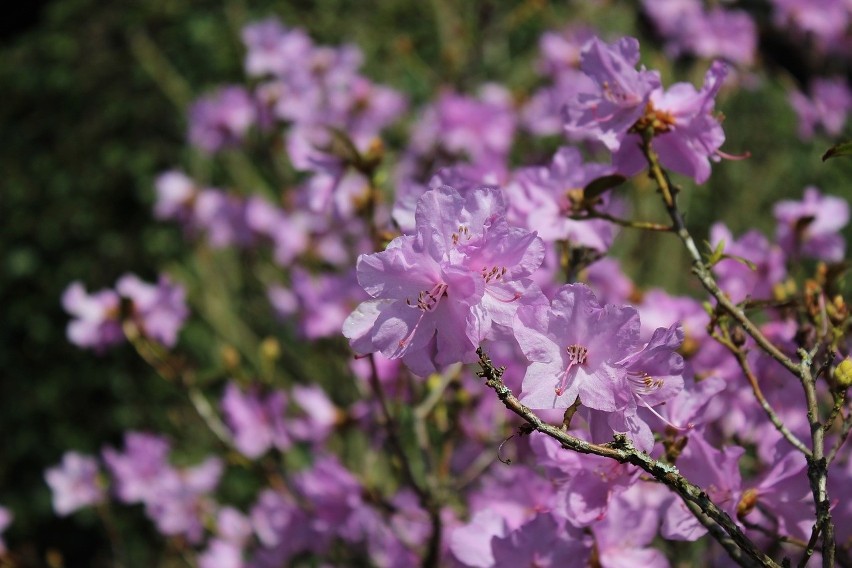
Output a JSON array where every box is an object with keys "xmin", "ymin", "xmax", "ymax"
[
  {"xmin": 799, "ymin": 349, "xmax": 835, "ymax": 568},
  {"xmin": 827, "ymin": 409, "xmax": 852, "ymax": 464},
  {"xmin": 569, "ymin": 209, "xmax": 673, "ymax": 232},
  {"xmin": 367, "ymin": 356, "xmax": 442, "ymax": 568},
  {"xmin": 476, "ymin": 348, "xmax": 781, "ymax": 568},
  {"xmin": 638, "ymin": 132, "xmax": 802, "ymax": 379},
  {"xmin": 711, "ymin": 329, "xmax": 811, "ymax": 456},
  {"xmin": 123, "ymin": 321, "xmax": 234, "ymax": 448}
]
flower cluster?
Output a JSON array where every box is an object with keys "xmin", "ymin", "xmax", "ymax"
[
  {"xmin": 345, "ymin": 185, "xmax": 545, "ymax": 375},
  {"xmin": 62, "ymin": 273, "xmax": 187, "ymax": 351},
  {"xmin": 45, "ymin": 10, "xmax": 852, "ymax": 568}
]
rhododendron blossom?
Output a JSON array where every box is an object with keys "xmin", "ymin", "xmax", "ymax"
[
  {"xmin": 564, "ymin": 36, "xmax": 661, "ymax": 151},
  {"xmin": 344, "ymin": 185, "xmax": 544, "ymax": 375},
  {"xmin": 566, "ymin": 35, "xmax": 730, "ymax": 183}
]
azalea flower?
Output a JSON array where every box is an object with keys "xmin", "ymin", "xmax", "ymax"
[{"xmin": 344, "ymin": 185, "xmax": 544, "ymax": 376}]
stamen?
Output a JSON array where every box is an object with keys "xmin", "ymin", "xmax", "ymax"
[
  {"xmin": 555, "ymin": 344, "xmax": 589, "ymax": 396},
  {"xmin": 480, "ymin": 265, "xmax": 508, "ymax": 284},
  {"xmin": 407, "ymin": 283, "xmax": 448, "ymax": 312},
  {"xmin": 398, "ymin": 282, "xmax": 448, "ymax": 351},
  {"xmin": 716, "ymin": 149, "xmax": 751, "ymax": 161},
  {"xmin": 626, "ymin": 370, "xmax": 665, "ymax": 394},
  {"xmin": 633, "ymin": 390, "xmax": 692, "ymax": 432},
  {"xmin": 397, "ymin": 310, "xmax": 427, "ymax": 350},
  {"xmin": 451, "ymin": 225, "xmax": 471, "ymax": 246},
  {"xmin": 486, "ymin": 288, "xmax": 522, "ymax": 303}
]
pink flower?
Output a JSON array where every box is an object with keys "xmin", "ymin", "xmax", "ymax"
[
  {"xmin": 188, "ymin": 86, "xmax": 259, "ymax": 153},
  {"xmin": 661, "ymin": 431, "xmax": 743, "ymax": 540},
  {"xmin": 710, "ymin": 223, "xmax": 787, "ymax": 304},
  {"xmin": 613, "ymin": 60, "xmax": 730, "ymax": 184},
  {"xmin": 145, "ymin": 457, "xmax": 223, "ymax": 543},
  {"xmin": 789, "ymin": 77, "xmax": 852, "ymax": 140},
  {"xmin": 221, "ymin": 383, "xmax": 290, "ymax": 459},
  {"xmin": 102, "ymin": 432, "xmax": 171, "ymax": 504},
  {"xmin": 513, "ymin": 283, "xmax": 640, "ymax": 411},
  {"xmin": 505, "ymin": 146, "xmax": 618, "ymax": 249},
  {"xmin": 116, "ymin": 273, "xmax": 188, "ymax": 348},
  {"xmin": 241, "ymin": 18, "xmax": 312, "ymax": 78},
  {"xmin": 44, "ymin": 452, "xmax": 105, "ymax": 516},
  {"xmin": 588, "ymin": 323, "xmax": 685, "ymax": 451},
  {"xmin": 0, "ymin": 506, "xmax": 11, "ymax": 556},
  {"xmin": 774, "ymin": 186, "xmax": 849, "ymax": 262},
  {"xmin": 344, "ymin": 185, "xmax": 544, "ymax": 376},
  {"xmin": 491, "ymin": 514, "xmax": 590, "ymax": 568},
  {"xmin": 564, "ymin": 37, "xmax": 661, "ymax": 151},
  {"xmin": 61, "ymin": 281, "xmax": 123, "ymax": 352}
]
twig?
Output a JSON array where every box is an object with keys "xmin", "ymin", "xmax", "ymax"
[
  {"xmin": 639, "ymin": 132, "xmax": 801, "ymax": 379},
  {"xmin": 712, "ymin": 330, "xmax": 811, "ymax": 456},
  {"xmin": 823, "ymin": 390, "xmax": 847, "ymax": 434},
  {"xmin": 476, "ymin": 347, "xmax": 780, "ymax": 568},
  {"xmin": 798, "ymin": 523, "xmax": 822, "ymax": 568},
  {"xmin": 456, "ymin": 446, "xmax": 501, "ymax": 489},
  {"xmin": 741, "ymin": 517, "xmax": 808, "ymax": 549},
  {"xmin": 569, "ymin": 210, "xmax": 673, "ymax": 232},
  {"xmin": 827, "ymin": 410, "xmax": 852, "ymax": 464},
  {"xmin": 415, "ymin": 368, "xmax": 459, "ymax": 420},
  {"xmin": 799, "ymin": 349, "xmax": 835, "ymax": 568},
  {"xmin": 123, "ymin": 321, "xmax": 234, "ymax": 448},
  {"xmin": 366, "ymin": 355, "xmax": 442, "ymax": 568}
]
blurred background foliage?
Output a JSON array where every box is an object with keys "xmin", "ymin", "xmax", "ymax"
[{"xmin": 1, "ymin": 0, "xmax": 850, "ymax": 565}]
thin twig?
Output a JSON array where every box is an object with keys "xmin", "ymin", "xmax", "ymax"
[
  {"xmin": 639, "ymin": 132, "xmax": 801, "ymax": 379},
  {"xmin": 823, "ymin": 391, "xmax": 847, "ymax": 434},
  {"xmin": 827, "ymin": 410, "xmax": 852, "ymax": 464},
  {"xmin": 798, "ymin": 523, "xmax": 822, "ymax": 568},
  {"xmin": 712, "ymin": 330, "xmax": 811, "ymax": 456},
  {"xmin": 367, "ymin": 354, "xmax": 442, "ymax": 568},
  {"xmin": 569, "ymin": 209, "xmax": 673, "ymax": 232},
  {"xmin": 799, "ymin": 349, "xmax": 835, "ymax": 568},
  {"xmin": 415, "ymin": 368, "xmax": 459, "ymax": 420}
]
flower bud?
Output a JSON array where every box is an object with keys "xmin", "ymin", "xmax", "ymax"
[
  {"xmin": 829, "ymin": 295, "xmax": 848, "ymax": 325},
  {"xmin": 260, "ymin": 337, "xmax": 281, "ymax": 362},
  {"xmin": 737, "ymin": 488, "xmax": 758, "ymax": 520},
  {"xmin": 834, "ymin": 359, "xmax": 852, "ymax": 389},
  {"xmin": 730, "ymin": 326, "xmax": 746, "ymax": 347},
  {"xmin": 221, "ymin": 345, "xmax": 240, "ymax": 370}
]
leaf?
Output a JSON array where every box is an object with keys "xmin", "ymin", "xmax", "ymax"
[
  {"xmin": 719, "ymin": 253, "xmax": 757, "ymax": 271},
  {"xmin": 582, "ymin": 174, "xmax": 626, "ymax": 200},
  {"xmin": 822, "ymin": 141, "xmax": 852, "ymax": 161},
  {"xmin": 704, "ymin": 239, "xmax": 726, "ymax": 266}
]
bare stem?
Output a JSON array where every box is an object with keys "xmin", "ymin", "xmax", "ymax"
[
  {"xmin": 712, "ymin": 330, "xmax": 811, "ymax": 456},
  {"xmin": 827, "ymin": 409, "xmax": 852, "ymax": 464},
  {"xmin": 799, "ymin": 349, "xmax": 835, "ymax": 568},
  {"xmin": 569, "ymin": 209, "xmax": 673, "ymax": 232},
  {"xmin": 365, "ymin": 355, "xmax": 443, "ymax": 567},
  {"xmin": 476, "ymin": 347, "xmax": 780, "ymax": 568},
  {"xmin": 639, "ymin": 132, "xmax": 801, "ymax": 379}
]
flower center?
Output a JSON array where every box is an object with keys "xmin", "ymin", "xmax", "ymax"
[
  {"xmin": 480, "ymin": 265, "xmax": 507, "ymax": 283},
  {"xmin": 406, "ymin": 282, "xmax": 448, "ymax": 312},
  {"xmin": 626, "ymin": 370, "xmax": 665, "ymax": 394},
  {"xmin": 632, "ymin": 101, "xmax": 676, "ymax": 134},
  {"xmin": 451, "ymin": 225, "xmax": 471, "ymax": 246}
]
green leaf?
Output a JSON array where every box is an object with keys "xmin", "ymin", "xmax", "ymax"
[
  {"xmin": 582, "ymin": 174, "xmax": 626, "ymax": 200},
  {"xmin": 705, "ymin": 239, "xmax": 726, "ymax": 266},
  {"xmin": 719, "ymin": 253, "xmax": 757, "ymax": 271},
  {"xmin": 822, "ymin": 141, "xmax": 852, "ymax": 161}
]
